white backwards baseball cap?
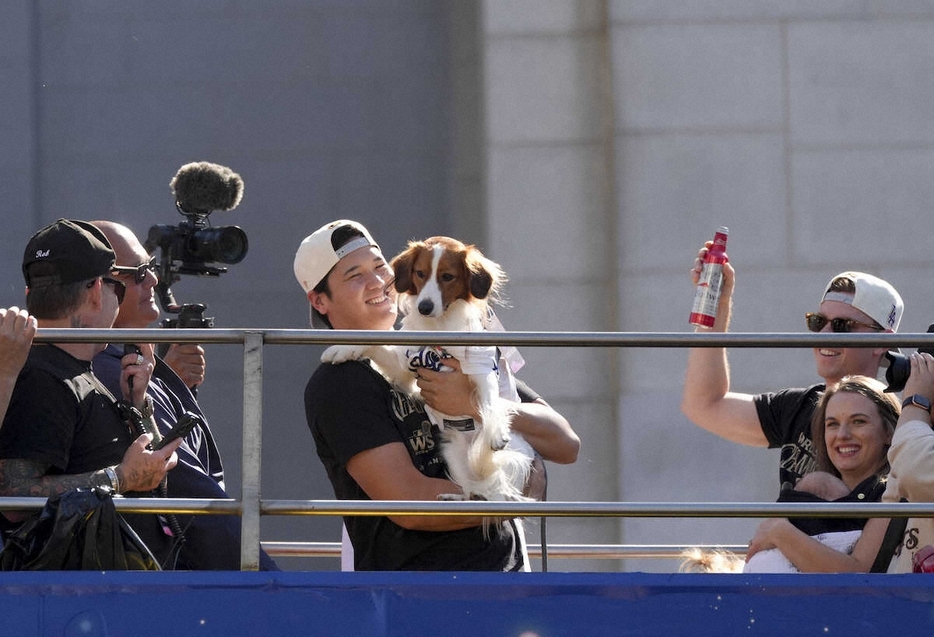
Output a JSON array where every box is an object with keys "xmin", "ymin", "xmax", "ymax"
[
  {"xmin": 821, "ymin": 271, "xmax": 904, "ymax": 332},
  {"xmin": 294, "ymin": 219, "xmax": 380, "ymax": 328}
]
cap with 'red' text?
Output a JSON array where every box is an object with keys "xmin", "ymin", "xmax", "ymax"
[{"xmin": 22, "ymin": 219, "xmax": 116, "ymax": 288}]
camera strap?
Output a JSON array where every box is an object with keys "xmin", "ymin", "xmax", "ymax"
[{"xmin": 871, "ymin": 499, "xmax": 908, "ymax": 573}]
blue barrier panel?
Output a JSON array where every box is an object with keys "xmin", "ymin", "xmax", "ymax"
[{"xmin": 0, "ymin": 572, "xmax": 933, "ymax": 636}]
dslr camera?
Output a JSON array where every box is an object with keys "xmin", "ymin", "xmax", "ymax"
[{"xmin": 883, "ymin": 324, "xmax": 934, "ymax": 393}]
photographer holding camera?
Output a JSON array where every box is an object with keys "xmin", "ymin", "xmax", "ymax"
[{"xmin": 89, "ymin": 220, "xmax": 277, "ymax": 570}]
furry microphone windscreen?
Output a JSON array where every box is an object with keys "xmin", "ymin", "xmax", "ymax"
[{"xmin": 170, "ymin": 161, "xmax": 244, "ymax": 215}]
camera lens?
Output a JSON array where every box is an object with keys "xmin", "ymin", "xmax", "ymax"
[
  {"xmin": 883, "ymin": 351, "xmax": 910, "ymax": 393},
  {"xmin": 189, "ymin": 226, "xmax": 249, "ymax": 264}
]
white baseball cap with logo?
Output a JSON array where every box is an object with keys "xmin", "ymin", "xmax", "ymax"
[
  {"xmin": 821, "ymin": 271, "xmax": 904, "ymax": 332},
  {"xmin": 294, "ymin": 219, "xmax": 380, "ymax": 328}
]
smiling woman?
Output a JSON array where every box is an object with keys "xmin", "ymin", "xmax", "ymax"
[
  {"xmin": 682, "ymin": 375, "xmax": 901, "ymax": 574},
  {"xmin": 739, "ymin": 376, "xmax": 900, "ymax": 573},
  {"xmin": 811, "ymin": 376, "xmax": 900, "ymax": 490}
]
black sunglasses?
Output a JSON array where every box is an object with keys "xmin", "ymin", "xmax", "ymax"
[
  {"xmin": 805, "ymin": 312, "xmax": 884, "ymax": 333},
  {"xmin": 112, "ymin": 257, "xmax": 156, "ymax": 285},
  {"xmin": 101, "ymin": 277, "xmax": 126, "ymax": 305}
]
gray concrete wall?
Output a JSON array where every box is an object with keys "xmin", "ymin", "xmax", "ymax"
[{"xmin": 0, "ymin": 1, "xmax": 471, "ymax": 572}]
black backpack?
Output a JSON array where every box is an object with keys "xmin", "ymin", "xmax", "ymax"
[{"xmin": 0, "ymin": 487, "xmax": 159, "ymax": 571}]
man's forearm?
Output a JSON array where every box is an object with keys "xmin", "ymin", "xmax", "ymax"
[
  {"xmin": 508, "ymin": 399, "xmax": 579, "ymax": 465},
  {"xmin": 0, "ymin": 458, "xmax": 113, "ymax": 499}
]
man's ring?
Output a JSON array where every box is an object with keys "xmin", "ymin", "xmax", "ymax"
[{"xmin": 135, "ymin": 354, "xmax": 144, "ymax": 365}]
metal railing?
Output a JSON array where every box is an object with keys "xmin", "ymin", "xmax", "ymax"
[{"xmin": 13, "ymin": 327, "xmax": 934, "ymax": 570}]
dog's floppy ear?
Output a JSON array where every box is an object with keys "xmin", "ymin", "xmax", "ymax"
[
  {"xmin": 469, "ymin": 267, "xmax": 493, "ymax": 299},
  {"xmin": 466, "ymin": 246, "xmax": 503, "ymax": 300},
  {"xmin": 390, "ymin": 242, "xmax": 420, "ymax": 294}
]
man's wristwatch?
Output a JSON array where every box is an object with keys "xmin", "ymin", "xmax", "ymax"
[
  {"xmin": 902, "ymin": 394, "xmax": 932, "ymax": 413},
  {"xmin": 103, "ymin": 465, "xmax": 122, "ymax": 494}
]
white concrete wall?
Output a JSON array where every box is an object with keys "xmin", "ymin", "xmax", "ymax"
[{"xmin": 481, "ymin": 0, "xmax": 934, "ymax": 571}]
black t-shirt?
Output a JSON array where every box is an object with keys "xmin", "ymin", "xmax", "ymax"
[
  {"xmin": 304, "ymin": 359, "xmax": 525, "ymax": 571},
  {"xmin": 0, "ymin": 344, "xmax": 174, "ymax": 562},
  {"xmin": 754, "ymin": 384, "xmax": 824, "ymax": 492},
  {"xmin": 0, "ymin": 345, "xmax": 134, "ymax": 473}
]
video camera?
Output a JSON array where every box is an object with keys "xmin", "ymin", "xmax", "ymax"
[
  {"xmin": 883, "ymin": 324, "xmax": 934, "ymax": 393},
  {"xmin": 143, "ymin": 161, "xmax": 248, "ymax": 331}
]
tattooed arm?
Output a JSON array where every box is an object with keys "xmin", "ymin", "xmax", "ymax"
[{"xmin": 0, "ymin": 434, "xmax": 182, "ymax": 521}]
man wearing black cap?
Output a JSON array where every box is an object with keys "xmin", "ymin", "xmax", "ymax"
[{"xmin": 0, "ymin": 219, "xmax": 183, "ymax": 565}]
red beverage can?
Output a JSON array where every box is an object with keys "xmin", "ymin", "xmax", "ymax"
[{"xmin": 689, "ymin": 227, "xmax": 729, "ymax": 328}]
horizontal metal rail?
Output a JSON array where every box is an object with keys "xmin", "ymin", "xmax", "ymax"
[
  {"xmin": 30, "ymin": 327, "xmax": 934, "ymax": 349},
  {"xmin": 1, "ymin": 497, "xmax": 932, "ymax": 518},
  {"xmin": 19, "ymin": 327, "xmax": 934, "ymax": 569},
  {"xmin": 260, "ymin": 542, "xmax": 749, "ymax": 560},
  {"xmin": 259, "ymin": 499, "xmax": 934, "ymax": 518}
]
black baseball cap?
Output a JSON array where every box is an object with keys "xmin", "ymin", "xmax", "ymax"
[{"xmin": 22, "ymin": 219, "xmax": 116, "ymax": 287}]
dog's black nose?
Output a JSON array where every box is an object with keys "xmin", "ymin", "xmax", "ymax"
[{"xmin": 418, "ymin": 299, "xmax": 434, "ymax": 316}]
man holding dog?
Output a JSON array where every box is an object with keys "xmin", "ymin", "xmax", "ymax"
[
  {"xmin": 295, "ymin": 219, "xmax": 579, "ymax": 571},
  {"xmin": 681, "ymin": 243, "xmax": 904, "ymax": 494}
]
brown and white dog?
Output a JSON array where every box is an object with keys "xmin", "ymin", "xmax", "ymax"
[{"xmin": 322, "ymin": 236, "xmax": 533, "ymax": 505}]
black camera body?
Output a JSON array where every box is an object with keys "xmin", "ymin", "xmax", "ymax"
[
  {"xmin": 147, "ymin": 215, "xmax": 247, "ymax": 275},
  {"xmin": 883, "ymin": 324, "xmax": 934, "ymax": 393},
  {"xmin": 145, "ymin": 208, "xmax": 248, "ymax": 315}
]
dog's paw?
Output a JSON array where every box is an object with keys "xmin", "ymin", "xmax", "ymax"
[
  {"xmin": 321, "ymin": 344, "xmax": 368, "ymax": 364},
  {"xmin": 437, "ymin": 493, "xmax": 466, "ymax": 501},
  {"xmin": 437, "ymin": 492, "xmax": 488, "ymax": 501}
]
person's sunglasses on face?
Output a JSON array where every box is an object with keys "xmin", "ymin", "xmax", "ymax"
[
  {"xmin": 112, "ymin": 256, "xmax": 157, "ymax": 285},
  {"xmin": 90, "ymin": 277, "xmax": 126, "ymax": 305},
  {"xmin": 805, "ymin": 312, "xmax": 884, "ymax": 333}
]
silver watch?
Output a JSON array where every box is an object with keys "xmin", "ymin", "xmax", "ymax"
[{"xmin": 103, "ymin": 466, "xmax": 121, "ymax": 494}]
